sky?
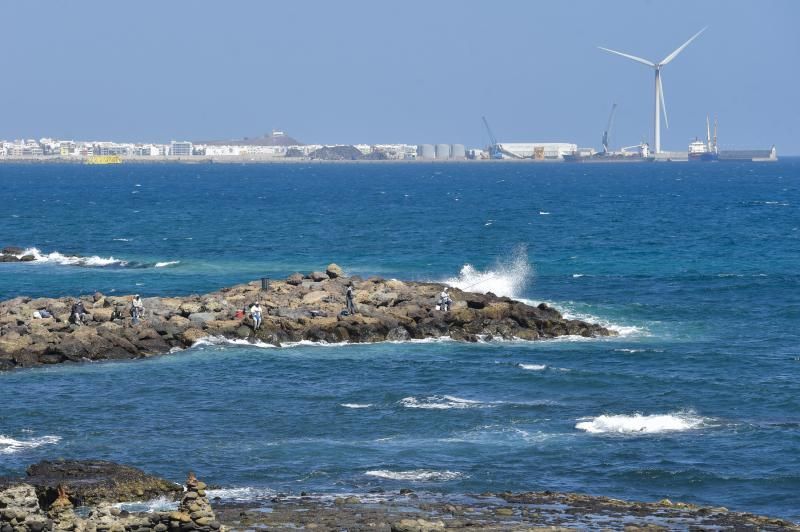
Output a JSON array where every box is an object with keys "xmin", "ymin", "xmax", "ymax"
[{"xmin": 1, "ymin": 0, "xmax": 798, "ymax": 153}]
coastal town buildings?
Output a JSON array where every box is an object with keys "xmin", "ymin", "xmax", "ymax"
[{"xmin": 0, "ymin": 133, "xmax": 579, "ymax": 162}]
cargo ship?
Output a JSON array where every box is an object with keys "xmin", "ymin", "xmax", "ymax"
[
  {"xmin": 689, "ymin": 117, "xmax": 777, "ymax": 162},
  {"xmin": 688, "ymin": 116, "xmax": 718, "ymax": 161}
]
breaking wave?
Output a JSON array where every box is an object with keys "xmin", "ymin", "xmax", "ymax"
[
  {"xmin": 575, "ymin": 411, "xmax": 709, "ymax": 435},
  {"xmin": 3, "ymin": 247, "xmax": 180, "ymax": 269},
  {"xmin": 115, "ymin": 496, "xmax": 177, "ymax": 513},
  {"xmin": 154, "ymin": 261, "xmax": 181, "ymax": 268},
  {"xmin": 10, "ymin": 247, "xmax": 127, "ymax": 267},
  {"xmin": 399, "ymin": 395, "xmax": 494, "ymax": 410},
  {"xmin": 444, "ymin": 245, "xmax": 532, "ymax": 299},
  {"xmin": 365, "ymin": 469, "xmax": 464, "ymax": 482},
  {"xmin": 341, "ymin": 403, "xmax": 373, "ymax": 409},
  {"xmin": 0, "ymin": 434, "xmax": 61, "ymax": 454},
  {"xmin": 518, "ymin": 363, "xmax": 547, "ymax": 371},
  {"xmin": 205, "ymin": 487, "xmax": 277, "ymax": 502}
]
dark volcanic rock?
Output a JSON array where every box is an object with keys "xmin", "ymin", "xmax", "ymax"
[
  {"xmin": 0, "ymin": 268, "xmax": 616, "ymax": 370},
  {"xmin": 23, "ymin": 460, "xmax": 181, "ymax": 507}
]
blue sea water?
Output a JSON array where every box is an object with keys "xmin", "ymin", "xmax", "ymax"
[{"xmin": 0, "ymin": 161, "xmax": 798, "ymax": 520}]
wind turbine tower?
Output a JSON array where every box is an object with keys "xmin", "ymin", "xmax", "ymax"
[{"xmin": 599, "ymin": 28, "xmax": 706, "ymax": 154}]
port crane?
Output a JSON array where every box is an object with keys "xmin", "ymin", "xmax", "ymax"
[
  {"xmin": 481, "ymin": 116, "xmax": 504, "ymax": 159},
  {"xmin": 601, "ymin": 103, "xmax": 617, "ymax": 154}
]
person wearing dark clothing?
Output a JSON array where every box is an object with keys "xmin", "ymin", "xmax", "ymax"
[
  {"xmin": 71, "ymin": 301, "xmax": 88, "ymax": 325},
  {"xmin": 345, "ymin": 284, "xmax": 357, "ymax": 315}
]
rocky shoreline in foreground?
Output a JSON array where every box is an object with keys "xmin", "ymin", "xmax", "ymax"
[
  {"xmin": 0, "ymin": 263, "xmax": 614, "ymax": 371},
  {"xmin": 1, "ymin": 460, "xmax": 797, "ymax": 531}
]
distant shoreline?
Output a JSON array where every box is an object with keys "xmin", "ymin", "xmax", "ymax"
[{"xmin": 0, "ymin": 156, "xmax": 561, "ymax": 165}]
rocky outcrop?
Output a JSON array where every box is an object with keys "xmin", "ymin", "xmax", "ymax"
[
  {"xmin": 0, "ymin": 268, "xmax": 615, "ymax": 370},
  {"xmin": 22, "ymin": 460, "xmax": 182, "ymax": 508},
  {"xmin": 0, "ymin": 470, "xmax": 224, "ymax": 532}
]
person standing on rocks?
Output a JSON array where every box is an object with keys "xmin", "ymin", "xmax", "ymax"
[
  {"xmin": 345, "ymin": 283, "xmax": 357, "ymax": 315},
  {"xmin": 250, "ymin": 301, "xmax": 263, "ymax": 330},
  {"xmin": 130, "ymin": 295, "xmax": 144, "ymax": 325},
  {"xmin": 439, "ymin": 287, "xmax": 452, "ymax": 312}
]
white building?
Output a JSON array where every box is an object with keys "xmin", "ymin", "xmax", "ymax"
[
  {"xmin": 498, "ymin": 142, "xmax": 578, "ymax": 160},
  {"xmin": 169, "ymin": 141, "xmax": 193, "ymax": 157}
]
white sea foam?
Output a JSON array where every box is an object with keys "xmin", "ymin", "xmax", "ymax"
[
  {"xmin": 399, "ymin": 395, "xmax": 493, "ymax": 410},
  {"xmin": 154, "ymin": 261, "xmax": 180, "ymax": 268},
  {"xmin": 205, "ymin": 487, "xmax": 276, "ymax": 502},
  {"xmin": 445, "ymin": 245, "xmax": 532, "ymax": 299},
  {"xmin": 518, "ymin": 363, "xmax": 547, "ymax": 371},
  {"xmin": 191, "ymin": 335, "xmax": 454, "ymax": 351},
  {"xmin": 0, "ymin": 434, "xmax": 61, "ymax": 454},
  {"xmin": 341, "ymin": 403, "xmax": 373, "ymax": 409},
  {"xmin": 525, "ymin": 299, "xmax": 647, "ymax": 338},
  {"xmin": 114, "ymin": 496, "xmax": 177, "ymax": 512},
  {"xmin": 539, "ymin": 211, "xmax": 550, "ymax": 215},
  {"xmin": 575, "ymin": 412, "xmax": 708, "ymax": 435},
  {"xmin": 12, "ymin": 247, "xmax": 127, "ymax": 267},
  {"xmin": 112, "ymin": 238, "xmax": 131, "ymax": 242},
  {"xmin": 365, "ymin": 469, "xmax": 464, "ymax": 482}
]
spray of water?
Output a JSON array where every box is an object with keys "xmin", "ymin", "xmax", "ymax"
[{"xmin": 445, "ymin": 245, "xmax": 533, "ymax": 299}]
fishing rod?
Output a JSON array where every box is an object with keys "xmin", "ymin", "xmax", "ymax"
[{"xmin": 450, "ymin": 274, "xmax": 497, "ymax": 291}]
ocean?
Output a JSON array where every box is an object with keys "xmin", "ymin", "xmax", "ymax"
[{"xmin": 1, "ymin": 161, "xmax": 798, "ymax": 520}]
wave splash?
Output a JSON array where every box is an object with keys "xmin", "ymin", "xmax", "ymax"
[
  {"xmin": 341, "ymin": 403, "xmax": 373, "ymax": 409},
  {"xmin": 518, "ymin": 363, "xmax": 547, "ymax": 371},
  {"xmin": 399, "ymin": 395, "xmax": 493, "ymax": 410},
  {"xmin": 445, "ymin": 245, "xmax": 532, "ymax": 299},
  {"xmin": 365, "ymin": 469, "xmax": 464, "ymax": 482},
  {"xmin": 575, "ymin": 411, "xmax": 708, "ymax": 435},
  {"xmin": 0, "ymin": 434, "xmax": 61, "ymax": 454},
  {"xmin": 12, "ymin": 247, "xmax": 127, "ymax": 267}
]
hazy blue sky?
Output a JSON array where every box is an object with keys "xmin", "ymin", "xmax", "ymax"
[{"xmin": 1, "ymin": 0, "xmax": 798, "ymax": 153}]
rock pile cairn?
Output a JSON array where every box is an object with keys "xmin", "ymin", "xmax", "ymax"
[
  {"xmin": 0, "ymin": 471, "xmax": 224, "ymax": 532},
  {"xmin": 165, "ymin": 473, "xmax": 221, "ymax": 532},
  {"xmin": 0, "ymin": 483, "xmax": 49, "ymax": 532}
]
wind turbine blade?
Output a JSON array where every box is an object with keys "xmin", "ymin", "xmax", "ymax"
[
  {"xmin": 660, "ymin": 27, "xmax": 707, "ymax": 66},
  {"xmin": 598, "ymin": 47, "xmax": 655, "ymax": 67},
  {"xmin": 659, "ymin": 75, "xmax": 669, "ymax": 129}
]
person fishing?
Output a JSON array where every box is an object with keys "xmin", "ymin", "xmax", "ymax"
[
  {"xmin": 250, "ymin": 301, "xmax": 263, "ymax": 330},
  {"xmin": 130, "ymin": 294, "xmax": 145, "ymax": 325},
  {"xmin": 71, "ymin": 300, "xmax": 88, "ymax": 325},
  {"xmin": 345, "ymin": 283, "xmax": 357, "ymax": 315},
  {"xmin": 438, "ymin": 287, "xmax": 452, "ymax": 312}
]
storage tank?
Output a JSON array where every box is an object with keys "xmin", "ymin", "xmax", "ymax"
[
  {"xmin": 435, "ymin": 143, "xmax": 451, "ymax": 160},
  {"xmin": 418, "ymin": 144, "xmax": 435, "ymax": 160},
  {"xmin": 450, "ymin": 144, "xmax": 466, "ymax": 159}
]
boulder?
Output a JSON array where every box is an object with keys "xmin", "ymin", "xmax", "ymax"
[
  {"xmin": 1, "ymin": 246, "xmax": 25, "ymax": 255},
  {"xmin": 188, "ymin": 312, "xmax": 217, "ymax": 325},
  {"xmin": 391, "ymin": 518, "xmax": 445, "ymax": 532},
  {"xmin": 386, "ymin": 326, "xmax": 410, "ymax": 342},
  {"xmin": 180, "ymin": 328, "xmax": 207, "ymax": 346},
  {"xmin": 309, "ymin": 271, "xmax": 327, "ymax": 282},
  {"xmin": 302, "ymin": 291, "xmax": 329, "ymax": 305},
  {"xmin": 326, "ymin": 263, "xmax": 344, "ymax": 278},
  {"xmin": 19, "ymin": 255, "xmax": 36, "ymax": 262},
  {"xmin": 179, "ymin": 301, "xmax": 203, "ymax": 315},
  {"xmin": 286, "ymin": 273, "xmax": 304, "ymax": 286}
]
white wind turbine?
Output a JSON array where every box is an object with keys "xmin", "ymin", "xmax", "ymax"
[{"xmin": 599, "ymin": 27, "xmax": 706, "ymax": 154}]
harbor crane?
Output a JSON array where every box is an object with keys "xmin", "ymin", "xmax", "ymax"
[
  {"xmin": 601, "ymin": 103, "xmax": 618, "ymax": 154},
  {"xmin": 481, "ymin": 116, "xmax": 504, "ymax": 159}
]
